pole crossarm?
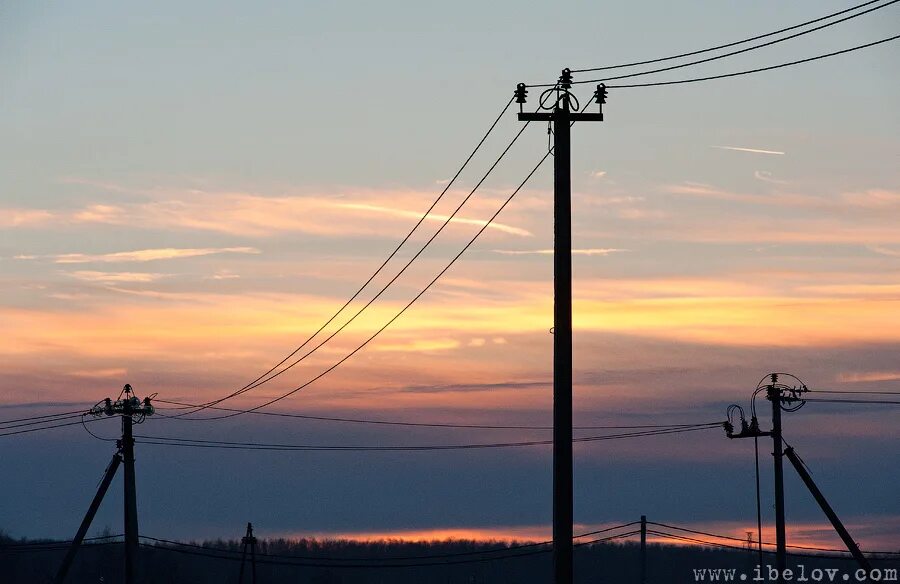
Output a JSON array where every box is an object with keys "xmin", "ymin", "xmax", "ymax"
[{"xmin": 518, "ymin": 112, "xmax": 605, "ymax": 122}]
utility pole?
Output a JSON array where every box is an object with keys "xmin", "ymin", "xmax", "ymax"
[
  {"xmin": 767, "ymin": 375, "xmax": 787, "ymax": 581},
  {"xmin": 54, "ymin": 385, "xmax": 153, "ymax": 584},
  {"xmin": 239, "ymin": 522, "xmax": 258, "ymax": 584},
  {"xmin": 725, "ymin": 374, "xmax": 807, "ymax": 584},
  {"xmin": 516, "ymin": 70, "xmax": 605, "ymax": 584},
  {"xmin": 639, "ymin": 515, "xmax": 647, "ymax": 584},
  {"xmin": 121, "ymin": 388, "xmax": 141, "ymax": 584}
]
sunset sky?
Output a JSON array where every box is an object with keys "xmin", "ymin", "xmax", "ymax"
[{"xmin": 1, "ymin": 0, "xmax": 898, "ymax": 552}]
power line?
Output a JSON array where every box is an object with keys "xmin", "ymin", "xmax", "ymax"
[
  {"xmin": 559, "ymin": 0, "xmax": 899, "ymax": 86},
  {"xmin": 174, "ymin": 138, "xmax": 552, "ymax": 421},
  {"xmin": 644, "ymin": 529, "xmax": 871, "ymax": 561},
  {"xmin": 0, "ymin": 408, "xmax": 90, "ymax": 426},
  {"xmin": 152, "ymin": 398, "xmax": 719, "ymax": 431},
  {"xmin": 174, "ymin": 97, "xmax": 516, "ymax": 418},
  {"xmin": 137, "ymin": 530, "xmax": 638, "ymax": 569},
  {"xmin": 140, "ymin": 524, "xmax": 637, "ymax": 563},
  {"xmin": 647, "ymin": 522, "xmax": 900, "ymax": 556},
  {"xmin": 132, "ymin": 424, "xmax": 723, "ymax": 452},
  {"xmin": 571, "ymin": 0, "xmax": 887, "ymax": 73},
  {"xmin": 0, "ymin": 415, "xmax": 106, "ymax": 438},
  {"xmin": 604, "ymin": 34, "xmax": 900, "ymax": 89},
  {"xmin": 0, "ymin": 412, "xmax": 89, "ymax": 431},
  {"xmin": 171, "ymin": 109, "xmax": 535, "ymax": 420},
  {"xmin": 803, "ymin": 398, "xmax": 900, "ymax": 405},
  {"xmin": 809, "ymin": 390, "xmax": 900, "ymax": 396}
]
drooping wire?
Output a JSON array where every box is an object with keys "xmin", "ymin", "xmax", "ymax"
[
  {"xmin": 174, "ymin": 96, "xmax": 516, "ymax": 418},
  {"xmin": 172, "ymin": 130, "xmax": 550, "ymax": 421},
  {"xmin": 644, "ymin": 530, "xmax": 875, "ymax": 560},
  {"xmin": 647, "ymin": 522, "xmax": 900, "ymax": 556},
  {"xmin": 132, "ymin": 424, "xmax": 723, "ymax": 452},
  {"xmin": 0, "ymin": 416, "xmax": 107, "ymax": 438},
  {"xmin": 151, "ymin": 397, "xmax": 718, "ymax": 431},
  {"xmin": 558, "ymin": 0, "xmax": 899, "ymax": 86},
  {"xmin": 803, "ymin": 398, "xmax": 900, "ymax": 405},
  {"xmin": 136, "ymin": 523, "xmax": 638, "ymax": 564},
  {"xmin": 0, "ymin": 408, "xmax": 91, "ymax": 426},
  {"xmin": 808, "ymin": 389, "xmax": 900, "ymax": 395},
  {"xmin": 137, "ymin": 530, "xmax": 639, "ymax": 569},
  {"xmin": 604, "ymin": 35, "xmax": 900, "ymax": 89},
  {"xmin": 0, "ymin": 412, "xmax": 90, "ymax": 431},
  {"xmin": 571, "ymin": 0, "xmax": 888, "ymax": 73}
]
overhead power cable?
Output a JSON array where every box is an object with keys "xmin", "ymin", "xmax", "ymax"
[
  {"xmin": 0, "ymin": 415, "xmax": 106, "ymax": 438},
  {"xmin": 0, "ymin": 408, "xmax": 90, "ymax": 427},
  {"xmin": 138, "ymin": 531, "xmax": 638, "ymax": 569},
  {"xmin": 571, "ymin": 0, "xmax": 887, "ymax": 73},
  {"xmin": 0, "ymin": 412, "xmax": 89, "ymax": 431},
  {"xmin": 153, "ymin": 398, "xmax": 718, "ymax": 431},
  {"xmin": 138, "ymin": 523, "xmax": 638, "ymax": 563},
  {"xmin": 132, "ymin": 424, "xmax": 723, "ymax": 452},
  {"xmin": 808, "ymin": 389, "xmax": 900, "ymax": 395},
  {"xmin": 552, "ymin": 0, "xmax": 899, "ymax": 86},
  {"xmin": 172, "ymin": 101, "xmax": 531, "ymax": 419},
  {"xmin": 604, "ymin": 34, "xmax": 900, "ymax": 89},
  {"xmin": 175, "ymin": 96, "xmax": 515, "ymax": 418},
  {"xmin": 644, "ymin": 529, "xmax": 873, "ymax": 560},
  {"xmin": 647, "ymin": 522, "xmax": 900, "ymax": 556},
  {"xmin": 803, "ymin": 397, "xmax": 900, "ymax": 405},
  {"xmin": 173, "ymin": 135, "xmax": 550, "ymax": 421}
]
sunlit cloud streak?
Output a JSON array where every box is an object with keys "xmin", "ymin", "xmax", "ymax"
[
  {"xmin": 336, "ymin": 202, "xmax": 531, "ymax": 236},
  {"xmin": 837, "ymin": 371, "xmax": 900, "ymax": 383},
  {"xmin": 712, "ymin": 145, "xmax": 785, "ymax": 155},
  {"xmin": 18, "ymin": 247, "xmax": 259, "ymax": 264},
  {"xmin": 66, "ymin": 271, "xmax": 168, "ymax": 283}
]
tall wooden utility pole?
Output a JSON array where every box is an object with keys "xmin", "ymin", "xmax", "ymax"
[{"xmin": 516, "ymin": 69, "xmax": 605, "ymax": 584}]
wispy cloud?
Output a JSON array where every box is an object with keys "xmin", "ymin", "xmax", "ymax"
[
  {"xmin": 20, "ymin": 247, "xmax": 259, "ymax": 264},
  {"xmin": 590, "ymin": 170, "xmax": 607, "ymax": 178},
  {"xmin": 713, "ymin": 145, "xmax": 785, "ymax": 155},
  {"xmin": 337, "ymin": 203, "xmax": 531, "ymax": 236},
  {"xmin": 837, "ymin": 371, "xmax": 900, "ymax": 383},
  {"xmin": 753, "ymin": 170, "xmax": 789, "ymax": 185},
  {"xmin": 66, "ymin": 271, "xmax": 168, "ymax": 283},
  {"xmin": 492, "ymin": 248, "xmax": 628, "ymax": 256},
  {"xmin": 868, "ymin": 244, "xmax": 900, "ymax": 257},
  {"xmin": 0, "ymin": 209, "xmax": 53, "ymax": 227}
]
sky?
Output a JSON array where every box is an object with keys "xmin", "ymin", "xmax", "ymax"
[{"xmin": 1, "ymin": 0, "xmax": 899, "ymax": 552}]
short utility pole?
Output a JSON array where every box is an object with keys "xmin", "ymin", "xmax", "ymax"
[
  {"xmin": 54, "ymin": 384, "xmax": 154, "ymax": 584},
  {"xmin": 239, "ymin": 522, "xmax": 258, "ymax": 584},
  {"xmin": 640, "ymin": 515, "xmax": 648, "ymax": 584},
  {"xmin": 515, "ymin": 69, "xmax": 606, "ymax": 584}
]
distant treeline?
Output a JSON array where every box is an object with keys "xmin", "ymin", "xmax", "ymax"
[{"xmin": 2, "ymin": 530, "xmax": 898, "ymax": 583}]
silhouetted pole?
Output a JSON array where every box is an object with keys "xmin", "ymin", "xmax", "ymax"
[
  {"xmin": 768, "ymin": 376, "xmax": 786, "ymax": 582},
  {"xmin": 239, "ymin": 522, "xmax": 258, "ymax": 584},
  {"xmin": 639, "ymin": 515, "xmax": 647, "ymax": 584},
  {"xmin": 784, "ymin": 447, "xmax": 872, "ymax": 574},
  {"xmin": 122, "ymin": 401, "xmax": 139, "ymax": 584},
  {"xmin": 53, "ymin": 454, "xmax": 121, "ymax": 584},
  {"xmin": 517, "ymin": 69, "xmax": 605, "ymax": 584}
]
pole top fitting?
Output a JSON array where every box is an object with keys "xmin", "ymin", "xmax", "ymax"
[{"xmin": 558, "ymin": 68, "xmax": 573, "ymax": 90}]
